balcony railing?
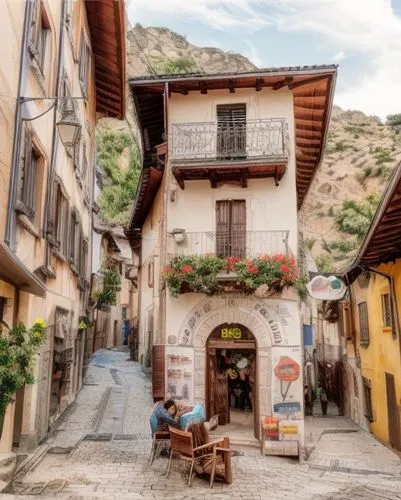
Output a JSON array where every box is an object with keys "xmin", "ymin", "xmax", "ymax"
[
  {"xmin": 170, "ymin": 119, "xmax": 289, "ymax": 162},
  {"xmin": 168, "ymin": 230, "xmax": 289, "ymax": 258}
]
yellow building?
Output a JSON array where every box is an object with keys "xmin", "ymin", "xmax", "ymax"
[
  {"xmin": 0, "ymin": 0, "xmax": 126, "ymax": 479},
  {"xmin": 344, "ymin": 162, "xmax": 401, "ymax": 451}
]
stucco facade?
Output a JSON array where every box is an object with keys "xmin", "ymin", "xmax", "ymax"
[{"xmin": 0, "ymin": 0, "xmax": 126, "ymax": 477}]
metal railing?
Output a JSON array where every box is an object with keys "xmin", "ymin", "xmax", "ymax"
[
  {"xmin": 170, "ymin": 119, "xmax": 289, "ymax": 161},
  {"xmin": 167, "ymin": 230, "xmax": 289, "ymax": 258}
]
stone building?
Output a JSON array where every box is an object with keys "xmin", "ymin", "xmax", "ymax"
[
  {"xmin": 0, "ymin": 0, "xmax": 125, "ymax": 478},
  {"xmin": 126, "ymin": 67, "xmax": 337, "ymax": 456}
]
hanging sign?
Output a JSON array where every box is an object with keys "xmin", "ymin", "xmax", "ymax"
[{"xmin": 307, "ymin": 275, "xmax": 346, "ymax": 300}]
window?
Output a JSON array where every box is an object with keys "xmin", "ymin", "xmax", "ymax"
[
  {"xmin": 381, "ymin": 293, "xmax": 392, "ymax": 327},
  {"xmin": 29, "ymin": 1, "xmax": 50, "ymax": 72},
  {"xmin": 81, "ymin": 139, "xmax": 88, "ymax": 185},
  {"xmin": 17, "ymin": 126, "xmax": 44, "ymax": 224},
  {"xmin": 338, "ymin": 301, "xmax": 352, "ymax": 338},
  {"xmin": 68, "ymin": 210, "xmax": 80, "ymax": 271},
  {"xmin": 216, "ymin": 104, "xmax": 246, "ymax": 159},
  {"xmin": 79, "ymin": 33, "xmax": 90, "ymax": 98},
  {"xmin": 358, "ymin": 301, "xmax": 370, "ymax": 345},
  {"xmin": 362, "ymin": 377, "xmax": 373, "ymax": 421},
  {"xmin": 54, "ymin": 181, "xmax": 69, "ymax": 256},
  {"xmin": 216, "ymin": 200, "xmax": 246, "ymax": 258}
]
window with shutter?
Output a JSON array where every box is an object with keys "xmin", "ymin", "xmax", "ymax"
[
  {"xmin": 152, "ymin": 345, "xmax": 165, "ymax": 401},
  {"xmin": 29, "ymin": 0, "xmax": 50, "ymax": 72},
  {"xmin": 216, "ymin": 200, "xmax": 246, "ymax": 258},
  {"xmin": 362, "ymin": 377, "xmax": 374, "ymax": 421},
  {"xmin": 217, "ymin": 104, "xmax": 246, "ymax": 159},
  {"xmin": 79, "ymin": 32, "xmax": 90, "ymax": 98},
  {"xmin": 381, "ymin": 293, "xmax": 392, "ymax": 328},
  {"xmin": 358, "ymin": 301, "xmax": 370, "ymax": 345}
]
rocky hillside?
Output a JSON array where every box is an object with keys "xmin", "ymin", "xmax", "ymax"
[{"xmin": 98, "ymin": 26, "xmax": 401, "ymax": 270}]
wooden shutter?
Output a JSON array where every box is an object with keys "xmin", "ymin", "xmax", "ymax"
[
  {"xmin": 217, "ymin": 104, "xmax": 246, "ymax": 158},
  {"xmin": 216, "ymin": 200, "xmax": 230, "ymax": 258},
  {"xmin": 216, "ymin": 200, "xmax": 246, "ymax": 258},
  {"xmin": 231, "ymin": 200, "xmax": 246, "ymax": 258},
  {"xmin": 152, "ymin": 345, "xmax": 165, "ymax": 401}
]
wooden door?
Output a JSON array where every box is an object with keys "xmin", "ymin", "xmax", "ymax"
[
  {"xmin": 152, "ymin": 345, "xmax": 165, "ymax": 402},
  {"xmin": 385, "ymin": 372, "xmax": 401, "ymax": 450},
  {"xmin": 207, "ymin": 348, "xmax": 217, "ymax": 420},
  {"xmin": 216, "ymin": 200, "xmax": 246, "ymax": 258},
  {"xmin": 216, "ymin": 372, "xmax": 230, "ymax": 425},
  {"xmin": 207, "ymin": 348, "xmax": 229, "ymax": 425}
]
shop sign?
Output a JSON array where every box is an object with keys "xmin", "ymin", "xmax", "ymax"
[
  {"xmin": 220, "ymin": 327, "xmax": 242, "ymax": 339},
  {"xmin": 273, "ymin": 402, "xmax": 301, "ymax": 415}
]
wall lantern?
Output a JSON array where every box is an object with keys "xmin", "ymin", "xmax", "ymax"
[
  {"xmin": 171, "ymin": 228, "xmax": 186, "ymax": 244},
  {"xmin": 56, "ymin": 107, "xmax": 82, "ymax": 151}
]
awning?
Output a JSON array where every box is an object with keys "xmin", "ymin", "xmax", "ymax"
[{"xmin": 0, "ymin": 242, "xmax": 46, "ymax": 297}]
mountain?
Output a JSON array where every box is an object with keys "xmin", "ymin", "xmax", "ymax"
[{"xmin": 98, "ymin": 26, "xmax": 401, "ymax": 269}]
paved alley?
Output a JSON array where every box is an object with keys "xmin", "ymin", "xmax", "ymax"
[{"xmin": 2, "ymin": 349, "xmax": 401, "ymax": 500}]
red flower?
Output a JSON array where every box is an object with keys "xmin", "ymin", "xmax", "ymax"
[
  {"xmin": 289, "ymin": 257, "xmax": 296, "ymax": 266},
  {"xmin": 164, "ymin": 267, "xmax": 173, "ymax": 274},
  {"xmin": 261, "ymin": 255, "xmax": 270, "ymax": 262},
  {"xmin": 180, "ymin": 265, "xmax": 193, "ymax": 273},
  {"xmin": 226, "ymin": 256, "xmax": 240, "ymax": 272},
  {"xmin": 280, "ymin": 264, "xmax": 290, "ymax": 273},
  {"xmin": 274, "ymin": 254, "xmax": 285, "ymax": 263},
  {"xmin": 247, "ymin": 264, "xmax": 259, "ymax": 274}
]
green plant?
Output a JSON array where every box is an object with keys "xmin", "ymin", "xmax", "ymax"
[
  {"xmin": 364, "ymin": 166, "xmax": 372, "ymax": 178},
  {"xmin": 333, "ymin": 140, "xmax": 349, "ymax": 153},
  {"xmin": 386, "ymin": 113, "xmax": 401, "ymax": 134},
  {"xmin": 335, "ymin": 193, "xmax": 379, "ymax": 240},
  {"xmin": 294, "ymin": 273, "xmax": 309, "ymax": 302},
  {"xmin": 315, "ymin": 254, "xmax": 333, "ymax": 273},
  {"xmin": 96, "ymin": 126, "xmax": 140, "ymax": 225},
  {"xmin": 374, "ymin": 147, "xmax": 392, "ymax": 165},
  {"xmin": 163, "ymin": 254, "xmax": 303, "ymax": 298},
  {"xmin": 0, "ymin": 319, "xmax": 46, "ymax": 416},
  {"xmin": 329, "ymin": 240, "xmax": 357, "ymax": 253},
  {"xmin": 78, "ymin": 316, "xmax": 92, "ymax": 331},
  {"xmin": 94, "ymin": 263, "xmax": 122, "ymax": 308},
  {"xmin": 163, "ymin": 255, "xmax": 226, "ymax": 297},
  {"xmin": 152, "ymin": 56, "xmax": 196, "ymax": 74},
  {"xmin": 304, "ymin": 238, "xmax": 316, "ymax": 251}
]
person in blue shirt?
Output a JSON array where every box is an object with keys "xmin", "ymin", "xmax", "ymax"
[{"xmin": 150, "ymin": 399, "xmax": 180, "ymax": 435}]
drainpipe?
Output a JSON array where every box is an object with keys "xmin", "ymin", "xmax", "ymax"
[{"xmin": 5, "ymin": 0, "xmax": 32, "ymax": 249}]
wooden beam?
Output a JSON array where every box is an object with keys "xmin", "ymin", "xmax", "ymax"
[
  {"xmin": 241, "ymin": 171, "xmax": 248, "ymax": 188},
  {"xmin": 229, "ymin": 79, "xmax": 235, "ymax": 94},
  {"xmin": 200, "ymin": 82, "xmax": 208, "ymax": 95},
  {"xmin": 293, "ymin": 90, "xmax": 327, "ymax": 98},
  {"xmin": 294, "ymin": 102, "xmax": 325, "ymax": 111},
  {"xmin": 210, "ymin": 170, "xmax": 217, "ymax": 189},
  {"xmin": 296, "ymin": 123, "xmax": 323, "ymax": 133},
  {"xmin": 289, "ymin": 75, "xmax": 328, "ymax": 90},
  {"xmin": 273, "ymin": 77, "xmax": 293, "ymax": 91},
  {"xmin": 172, "ymin": 169, "xmax": 185, "ymax": 190},
  {"xmin": 294, "ymin": 113, "xmax": 324, "ymax": 123},
  {"xmin": 255, "ymin": 78, "xmax": 264, "ymax": 92}
]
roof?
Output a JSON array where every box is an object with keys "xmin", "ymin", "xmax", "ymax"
[
  {"xmin": 126, "ymin": 65, "xmax": 337, "ymax": 238},
  {"xmin": 346, "ymin": 162, "xmax": 401, "ymax": 272},
  {"xmin": 0, "ymin": 243, "xmax": 46, "ymax": 297},
  {"xmin": 85, "ymin": 0, "xmax": 126, "ymax": 119}
]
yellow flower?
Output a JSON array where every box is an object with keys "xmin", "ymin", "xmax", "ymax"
[{"xmin": 33, "ymin": 318, "xmax": 46, "ymax": 328}]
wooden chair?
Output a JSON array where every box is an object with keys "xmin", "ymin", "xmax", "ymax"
[
  {"xmin": 166, "ymin": 427, "xmax": 226, "ymax": 487},
  {"xmin": 148, "ymin": 430, "xmax": 170, "ymax": 465}
]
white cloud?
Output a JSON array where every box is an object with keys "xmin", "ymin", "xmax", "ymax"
[
  {"xmin": 128, "ymin": 0, "xmax": 401, "ymax": 118},
  {"xmin": 333, "ymin": 51, "xmax": 345, "ymax": 62},
  {"xmin": 243, "ymin": 40, "xmax": 264, "ymax": 67}
]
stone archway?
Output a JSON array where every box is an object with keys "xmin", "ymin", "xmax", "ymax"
[
  {"xmin": 177, "ymin": 296, "xmax": 287, "ymax": 420},
  {"xmin": 177, "ymin": 296, "xmax": 288, "ymax": 348}
]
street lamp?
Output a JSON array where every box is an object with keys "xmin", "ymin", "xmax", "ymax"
[
  {"xmin": 21, "ymin": 96, "xmax": 84, "ymax": 151},
  {"xmin": 56, "ymin": 106, "xmax": 81, "ymax": 151}
]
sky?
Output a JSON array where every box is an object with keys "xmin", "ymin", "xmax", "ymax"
[{"xmin": 127, "ymin": 0, "xmax": 401, "ymax": 120}]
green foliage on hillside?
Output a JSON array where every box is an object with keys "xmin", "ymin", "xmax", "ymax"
[
  {"xmin": 315, "ymin": 254, "xmax": 333, "ymax": 273},
  {"xmin": 96, "ymin": 126, "xmax": 140, "ymax": 226},
  {"xmin": 152, "ymin": 56, "xmax": 196, "ymax": 74},
  {"xmin": 335, "ymin": 193, "xmax": 380, "ymax": 241},
  {"xmin": 386, "ymin": 113, "xmax": 401, "ymax": 134}
]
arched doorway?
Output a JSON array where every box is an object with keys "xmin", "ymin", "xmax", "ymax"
[{"xmin": 206, "ymin": 323, "xmax": 259, "ymax": 439}]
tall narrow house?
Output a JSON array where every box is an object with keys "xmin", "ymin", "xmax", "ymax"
[
  {"xmin": 127, "ymin": 67, "xmax": 336, "ymax": 455},
  {"xmin": 0, "ymin": 0, "xmax": 125, "ymax": 468}
]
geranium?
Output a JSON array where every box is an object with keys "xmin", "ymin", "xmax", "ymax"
[
  {"xmin": 246, "ymin": 264, "xmax": 259, "ymax": 274},
  {"xmin": 226, "ymin": 256, "xmax": 240, "ymax": 272},
  {"xmin": 163, "ymin": 267, "xmax": 174, "ymax": 274},
  {"xmin": 180, "ymin": 265, "xmax": 193, "ymax": 273},
  {"xmin": 280, "ymin": 264, "xmax": 290, "ymax": 273}
]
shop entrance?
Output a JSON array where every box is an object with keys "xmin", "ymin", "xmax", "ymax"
[{"xmin": 206, "ymin": 323, "xmax": 258, "ymax": 440}]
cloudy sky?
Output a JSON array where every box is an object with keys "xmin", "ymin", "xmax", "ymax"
[{"xmin": 127, "ymin": 0, "xmax": 401, "ymax": 119}]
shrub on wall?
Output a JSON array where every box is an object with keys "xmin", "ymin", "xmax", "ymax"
[{"xmin": 0, "ymin": 318, "xmax": 46, "ymax": 418}]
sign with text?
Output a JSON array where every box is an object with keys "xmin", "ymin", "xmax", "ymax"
[{"xmin": 220, "ymin": 327, "xmax": 242, "ymax": 339}]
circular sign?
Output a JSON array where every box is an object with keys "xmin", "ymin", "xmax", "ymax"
[{"xmin": 274, "ymin": 356, "xmax": 300, "ymax": 382}]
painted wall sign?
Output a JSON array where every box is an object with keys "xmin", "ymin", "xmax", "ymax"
[
  {"xmin": 273, "ymin": 402, "xmax": 301, "ymax": 415},
  {"xmin": 272, "ymin": 347, "xmax": 303, "ymax": 421}
]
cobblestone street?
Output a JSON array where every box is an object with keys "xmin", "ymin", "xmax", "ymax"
[{"xmin": 2, "ymin": 349, "xmax": 401, "ymax": 500}]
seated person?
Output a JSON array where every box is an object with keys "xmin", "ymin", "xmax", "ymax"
[{"xmin": 150, "ymin": 399, "xmax": 180, "ymax": 435}]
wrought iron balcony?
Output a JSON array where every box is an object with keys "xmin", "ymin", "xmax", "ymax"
[
  {"xmin": 168, "ymin": 230, "xmax": 289, "ymax": 259},
  {"xmin": 170, "ymin": 119, "xmax": 289, "ymax": 162}
]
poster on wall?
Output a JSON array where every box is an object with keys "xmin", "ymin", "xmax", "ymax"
[
  {"xmin": 165, "ymin": 346, "xmax": 194, "ymax": 406},
  {"xmin": 271, "ymin": 347, "xmax": 303, "ymax": 422}
]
